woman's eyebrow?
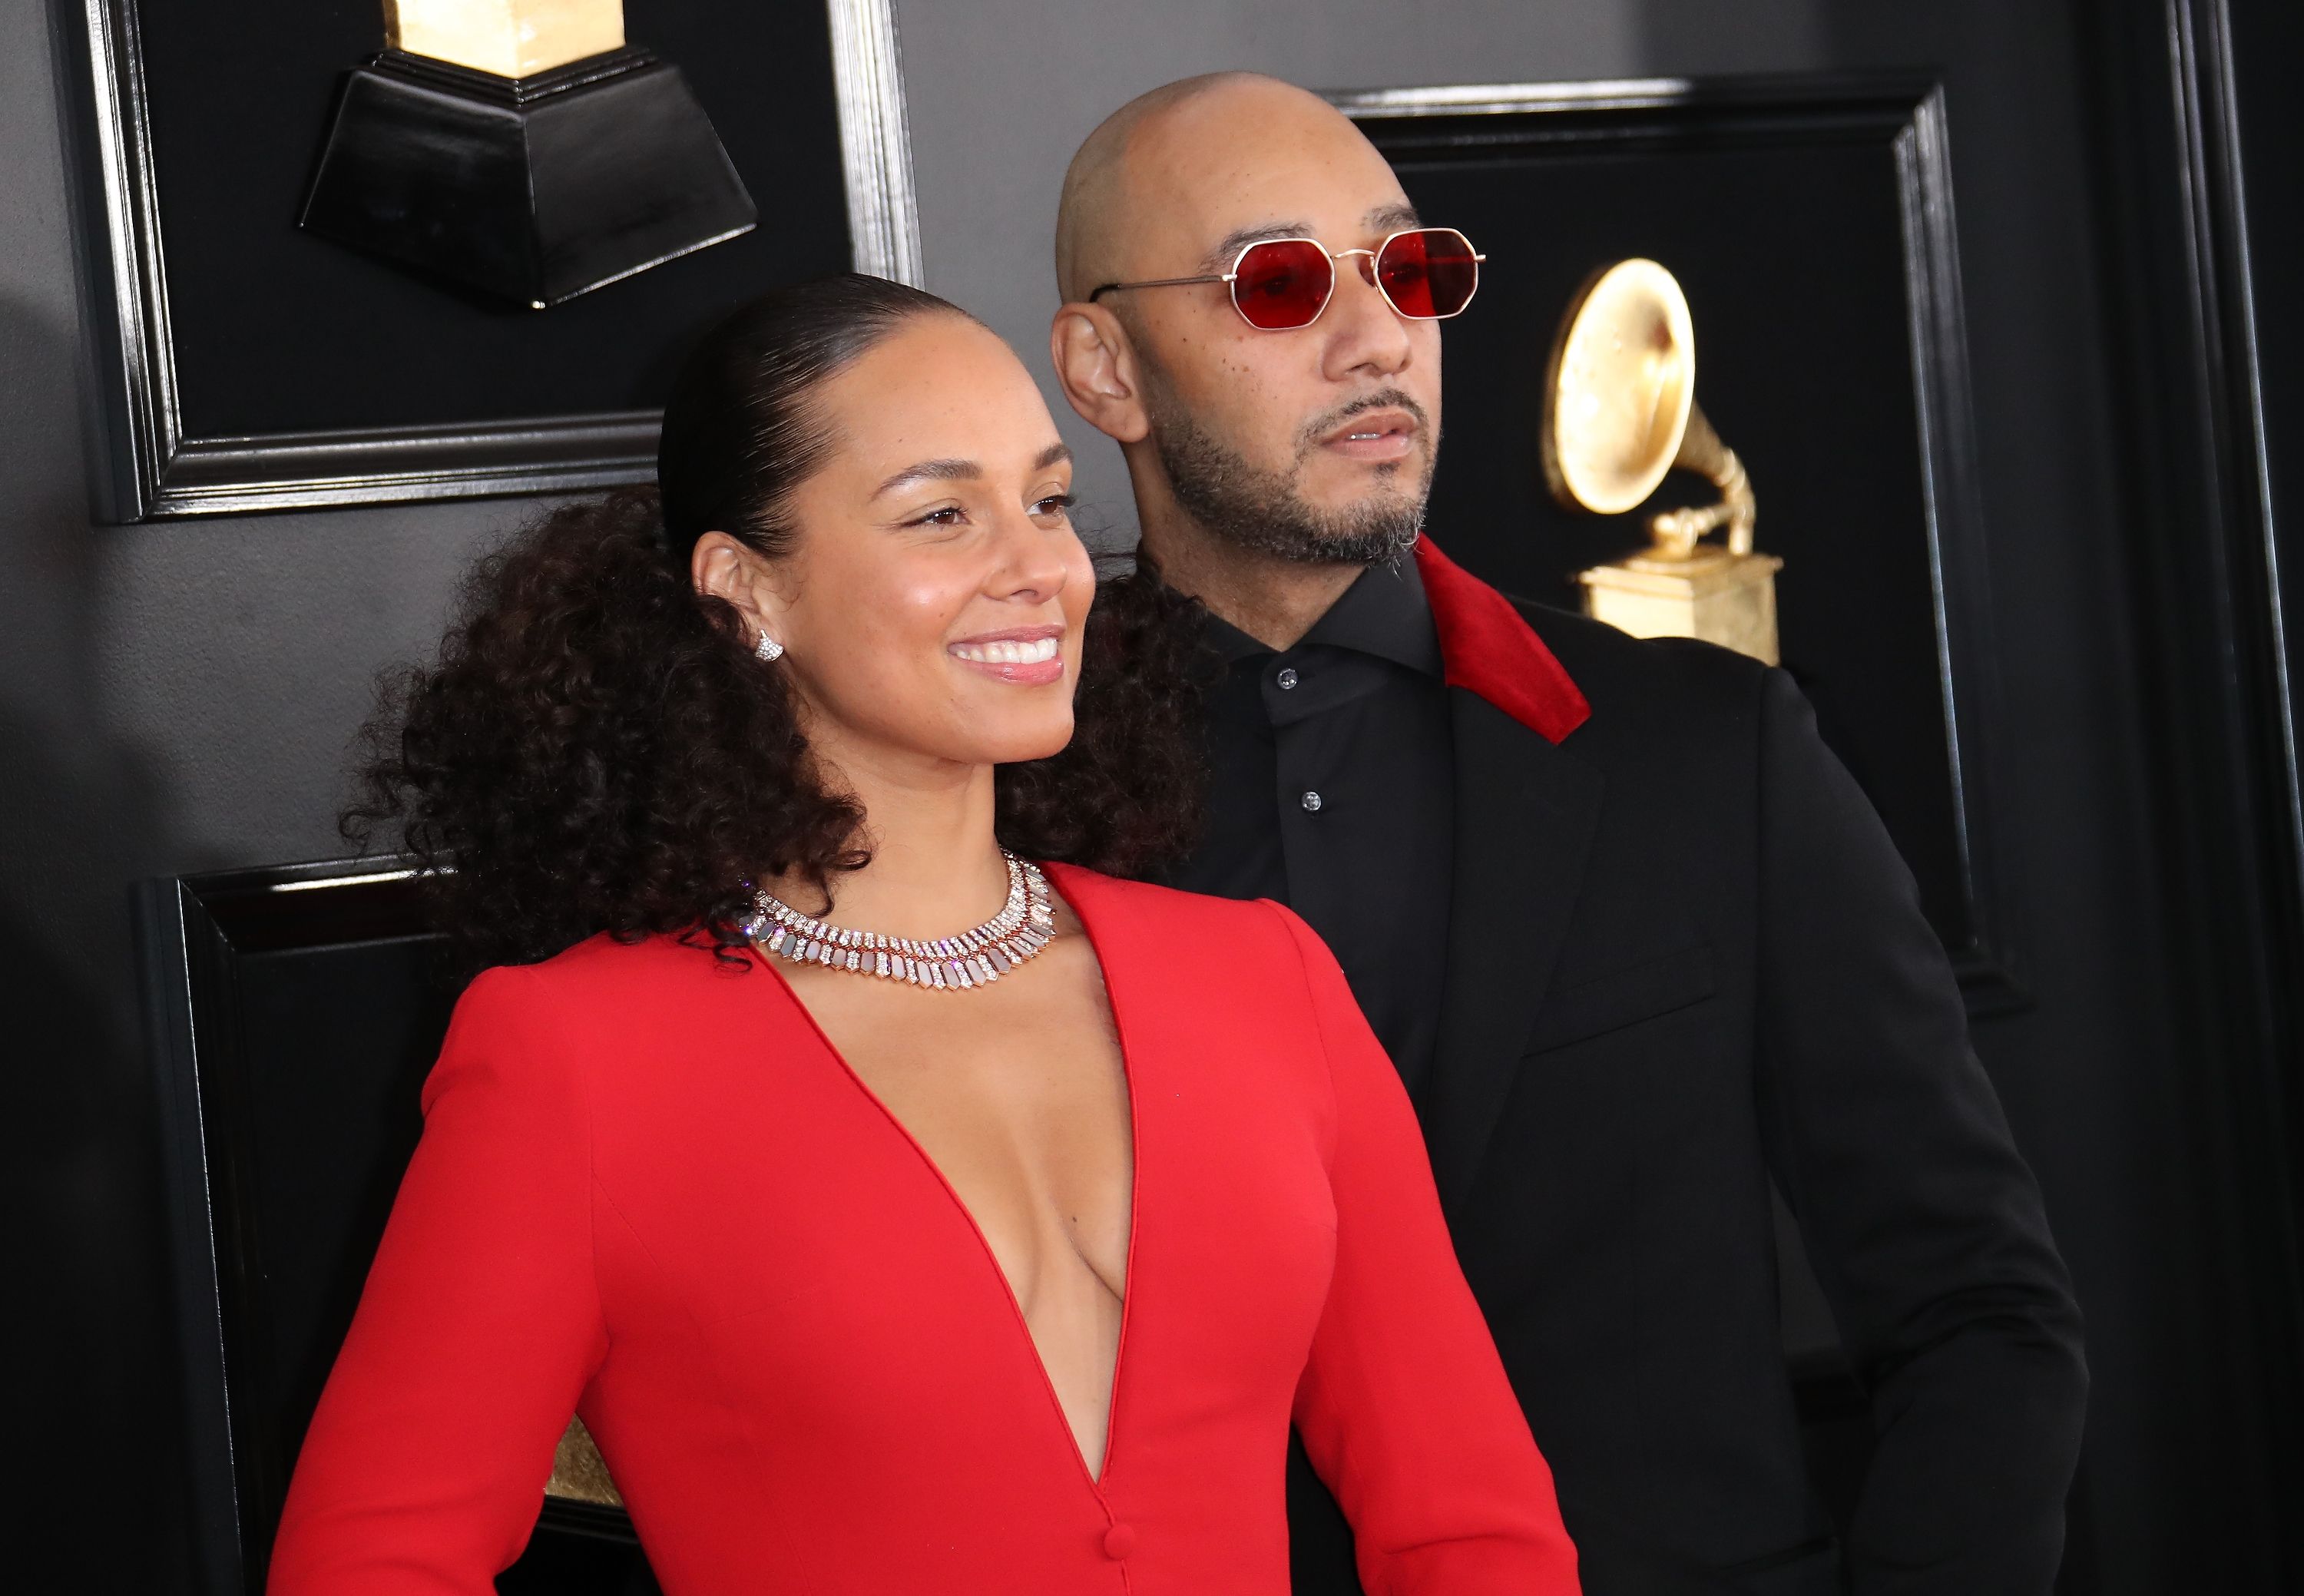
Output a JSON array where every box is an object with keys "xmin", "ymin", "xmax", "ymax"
[
  {"xmin": 873, "ymin": 443, "xmax": 1070, "ymax": 499},
  {"xmin": 872, "ymin": 458, "xmax": 980, "ymax": 499}
]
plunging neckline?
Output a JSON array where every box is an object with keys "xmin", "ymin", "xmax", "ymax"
[{"xmin": 748, "ymin": 863, "xmax": 1140, "ymax": 1494}]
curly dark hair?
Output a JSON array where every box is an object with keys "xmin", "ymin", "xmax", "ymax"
[{"xmin": 345, "ymin": 273, "xmax": 1210, "ymax": 972}]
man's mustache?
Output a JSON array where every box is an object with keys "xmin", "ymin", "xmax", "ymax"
[{"xmin": 1294, "ymin": 389, "xmax": 1432, "ymax": 453}]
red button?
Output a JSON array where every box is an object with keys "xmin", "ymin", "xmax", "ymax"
[{"xmin": 1102, "ymin": 1522, "xmax": 1137, "ymax": 1560}]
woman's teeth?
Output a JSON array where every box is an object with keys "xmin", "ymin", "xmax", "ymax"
[{"xmin": 951, "ymin": 637, "xmax": 1059, "ymax": 664}]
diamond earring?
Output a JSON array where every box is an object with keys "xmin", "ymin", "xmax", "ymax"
[{"xmin": 753, "ymin": 630, "xmax": 784, "ymax": 663}]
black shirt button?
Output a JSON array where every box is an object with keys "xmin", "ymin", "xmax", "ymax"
[
  {"xmin": 1276, "ymin": 667, "xmax": 1299, "ymax": 690},
  {"xmin": 1300, "ymin": 790, "xmax": 1323, "ymax": 813}
]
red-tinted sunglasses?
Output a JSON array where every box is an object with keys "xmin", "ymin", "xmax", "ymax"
[{"xmin": 1089, "ymin": 227, "xmax": 1486, "ymax": 330}]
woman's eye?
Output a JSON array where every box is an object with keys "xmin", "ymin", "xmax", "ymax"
[
  {"xmin": 908, "ymin": 505, "xmax": 968, "ymax": 528},
  {"xmin": 1032, "ymin": 493, "xmax": 1078, "ymax": 518}
]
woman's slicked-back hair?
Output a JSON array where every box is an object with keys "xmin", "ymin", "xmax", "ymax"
[
  {"xmin": 346, "ymin": 273, "xmax": 1208, "ymax": 975},
  {"xmin": 657, "ymin": 273, "xmax": 958, "ymax": 559}
]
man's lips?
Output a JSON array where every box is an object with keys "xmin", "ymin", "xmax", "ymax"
[
  {"xmin": 1317, "ymin": 408, "xmax": 1420, "ymax": 461},
  {"xmin": 948, "ymin": 624, "xmax": 1066, "ymax": 684}
]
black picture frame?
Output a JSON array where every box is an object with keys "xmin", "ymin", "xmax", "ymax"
[
  {"xmin": 65, "ymin": 1, "xmax": 917, "ymax": 522},
  {"xmin": 1331, "ymin": 74, "xmax": 2023, "ymax": 1013},
  {"xmin": 136, "ymin": 858, "xmax": 657, "ymax": 1596}
]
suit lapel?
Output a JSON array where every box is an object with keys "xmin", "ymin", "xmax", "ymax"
[{"xmin": 1425, "ymin": 687, "xmax": 1605, "ymax": 1215}]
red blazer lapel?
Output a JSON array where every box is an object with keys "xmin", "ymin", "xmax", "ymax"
[{"xmin": 1414, "ymin": 537, "xmax": 1591, "ymax": 743}]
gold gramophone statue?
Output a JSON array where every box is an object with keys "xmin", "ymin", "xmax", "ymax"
[
  {"xmin": 1542, "ymin": 259, "xmax": 1783, "ymax": 665},
  {"xmin": 550, "ymin": 1412, "xmax": 622, "ymax": 1508}
]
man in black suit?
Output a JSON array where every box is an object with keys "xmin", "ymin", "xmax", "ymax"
[{"xmin": 1048, "ymin": 72, "xmax": 2086, "ymax": 1595}]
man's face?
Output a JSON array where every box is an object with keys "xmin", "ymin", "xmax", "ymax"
[{"xmin": 1113, "ymin": 89, "xmax": 1445, "ymax": 565}]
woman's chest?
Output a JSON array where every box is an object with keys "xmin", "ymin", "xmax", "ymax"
[
  {"xmin": 581, "ymin": 986, "xmax": 1340, "ymax": 1400},
  {"xmin": 791, "ymin": 957, "xmax": 1136, "ymax": 1305}
]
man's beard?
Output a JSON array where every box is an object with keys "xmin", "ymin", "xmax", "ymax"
[{"xmin": 1143, "ymin": 375, "xmax": 1435, "ymax": 568}]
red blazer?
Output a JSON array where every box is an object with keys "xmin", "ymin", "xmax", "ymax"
[{"xmin": 269, "ymin": 864, "xmax": 1579, "ymax": 1594}]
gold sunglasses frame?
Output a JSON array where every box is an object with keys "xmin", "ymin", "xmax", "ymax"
[{"xmin": 1088, "ymin": 227, "xmax": 1488, "ymax": 329}]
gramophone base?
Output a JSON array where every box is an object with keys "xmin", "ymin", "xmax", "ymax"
[
  {"xmin": 300, "ymin": 48, "xmax": 756, "ymax": 308},
  {"xmin": 1577, "ymin": 549, "xmax": 1785, "ymax": 665}
]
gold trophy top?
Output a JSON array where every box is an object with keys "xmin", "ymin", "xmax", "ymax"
[
  {"xmin": 385, "ymin": 0, "xmax": 625, "ymax": 79},
  {"xmin": 1541, "ymin": 258, "xmax": 1756, "ymax": 568}
]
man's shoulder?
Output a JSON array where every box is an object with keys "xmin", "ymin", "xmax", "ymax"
[
  {"xmin": 1511, "ymin": 595, "xmax": 1769, "ymax": 697},
  {"xmin": 1507, "ymin": 596, "xmax": 1773, "ymax": 744}
]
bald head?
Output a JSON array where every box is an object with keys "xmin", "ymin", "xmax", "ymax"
[
  {"xmin": 1048, "ymin": 71, "xmax": 1446, "ymax": 627},
  {"xmin": 1054, "ymin": 73, "xmax": 1391, "ymax": 306}
]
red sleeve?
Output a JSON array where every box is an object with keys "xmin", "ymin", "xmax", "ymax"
[
  {"xmin": 268, "ymin": 965, "xmax": 610, "ymax": 1595},
  {"xmin": 1276, "ymin": 905, "xmax": 1581, "ymax": 1595}
]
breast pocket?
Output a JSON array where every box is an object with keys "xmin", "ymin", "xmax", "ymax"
[{"xmin": 1522, "ymin": 942, "xmax": 1718, "ymax": 1055}]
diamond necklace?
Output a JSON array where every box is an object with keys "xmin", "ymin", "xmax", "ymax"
[{"xmin": 741, "ymin": 852, "xmax": 1057, "ymax": 992}]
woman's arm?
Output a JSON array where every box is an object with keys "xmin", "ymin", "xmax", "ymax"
[
  {"xmin": 267, "ymin": 965, "xmax": 611, "ymax": 1595},
  {"xmin": 1275, "ymin": 903, "xmax": 1581, "ymax": 1596}
]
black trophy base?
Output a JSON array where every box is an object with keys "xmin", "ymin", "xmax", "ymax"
[{"xmin": 301, "ymin": 48, "xmax": 758, "ymax": 308}]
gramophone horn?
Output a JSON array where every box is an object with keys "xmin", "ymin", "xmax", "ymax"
[{"xmin": 1541, "ymin": 258, "xmax": 1755, "ymax": 558}]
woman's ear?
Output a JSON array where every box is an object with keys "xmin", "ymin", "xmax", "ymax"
[
  {"xmin": 1050, "ymin": 302, "xmax": 1150, "ymax": 446},
  {"xmin": 690, "ymin": 531, "xmax": 788, "ymax": 652}
]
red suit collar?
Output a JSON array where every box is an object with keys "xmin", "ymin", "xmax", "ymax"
[{"xmin": 1413, "ymin": 537, "xmax": 1591, "ymax": 744}]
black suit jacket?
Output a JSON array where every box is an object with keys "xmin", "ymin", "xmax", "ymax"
[{"xmin": 1230, "ymin": 547, "xmax": 2087, "ymax": 1596}]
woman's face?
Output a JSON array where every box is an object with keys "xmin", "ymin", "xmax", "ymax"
[{"xmin": 740, "ymin": 314, "xmax": 1094, "ymax": 775}]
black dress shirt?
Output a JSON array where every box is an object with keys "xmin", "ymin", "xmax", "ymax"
[{"xmin": 1166, "ymin": 557, "xmax": 1455, "ymax": 1094}]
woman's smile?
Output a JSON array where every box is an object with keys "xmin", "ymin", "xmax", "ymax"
[{"xmin": 948, "ymin": 624, "xmax": 1066, "ymax": 684}]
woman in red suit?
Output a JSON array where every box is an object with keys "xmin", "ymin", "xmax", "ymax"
[{"xmin": 272, "ymin": 274, "xmax": 1577, "ymax": 1594}]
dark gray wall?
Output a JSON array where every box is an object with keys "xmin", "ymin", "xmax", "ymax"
[
  {"xmin": 897, "ymin": 0, "xmax": 1822, "ymax": 525},
  {"xmin": 5, "ymin": 5, "xmax": 531, "ymax": 1584},
  {"xmin": 0, "ymin": 0, "xmax": 2260, "ymax": 1590}
]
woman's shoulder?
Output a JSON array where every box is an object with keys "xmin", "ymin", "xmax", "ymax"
[
  {"xmin": 434, "ymin": 932, "xmax": 796, "ymax": 1108},
  {"xmin": 1045, "ymin": 867, "xmax": 1347, "ymax": 1116},
  {"xmin": 1045, "ymin": 861, "xmax": 1263, "ymax": 922},
  {"xmin": 457, "ymin": 930, "xmax": 773, "ymax": 1032},
  {"xmin": 1042, "ymin": 863, "xmax": 1320, "ymax": 967}
]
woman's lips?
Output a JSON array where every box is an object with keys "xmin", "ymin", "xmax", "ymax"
[{"xmin": 948, "ymin": 631, "xmax": 1065, "ymax": 685}]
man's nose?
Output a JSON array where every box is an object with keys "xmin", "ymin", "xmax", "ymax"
[{"xmin": 1322, "ymin": 254, "xmax": 1413, "ymax": 379}]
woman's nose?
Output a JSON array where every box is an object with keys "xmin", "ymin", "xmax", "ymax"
[{"xmin": 992, "ymin": 515, "xmax": 1072, "ymax": 601}]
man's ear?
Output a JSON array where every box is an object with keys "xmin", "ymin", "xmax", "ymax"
[{"xmin": 1050, "ymin": 302, "xmax": 1150, "ymax": 446}]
